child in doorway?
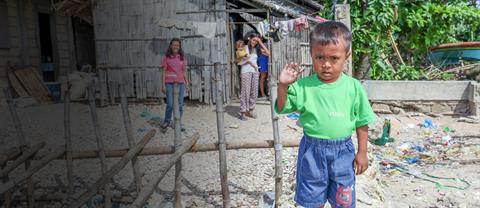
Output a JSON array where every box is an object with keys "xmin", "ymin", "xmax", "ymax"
[
  {"xmin": 235, "ymin": 40, "xmax": 259, "ymax": 70},
  {"xmin": 275, "ymin": 21, "xmax": 376, "ymax": 208}
]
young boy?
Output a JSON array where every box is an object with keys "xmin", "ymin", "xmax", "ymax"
[{"xmin": 275, "ymin": 21, "xmax": 376, "ymax": 208}]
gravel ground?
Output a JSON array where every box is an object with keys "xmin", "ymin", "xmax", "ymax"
[{"xmin": 1, "ymin": 100, "xmax": 479, "ymax": 207}]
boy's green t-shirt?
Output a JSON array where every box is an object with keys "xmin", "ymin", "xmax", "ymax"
[{"xmin": 275, "ymin": 73, "xmax": 376, "ymax": 139}]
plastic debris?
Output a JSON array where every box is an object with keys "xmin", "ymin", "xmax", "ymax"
[
  {"xmin": 422, "ymin": 118, "xmax": 438, "ymax": 129},
  {"xmin": 411, "ymin": 145, "xmax": 426, "ymax": 152},
  {"xmin": 372, "ymin": 119, "xmax": 393, "ymax": 146},
  {"xmin": 258, "ymin": 192, "xmax": 275, "ymax": 208},
  {"xmin": 287, "ymin": 112, "xmax": 300, "ymax": 120},
  {"xmin": 405, "ymin": 157, "xmax": 420, "ymax": 164}
]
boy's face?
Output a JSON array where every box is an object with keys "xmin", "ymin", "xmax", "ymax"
[{"xmin": 311, "ymin": 39, "xmax": 350, "ymax": 83}]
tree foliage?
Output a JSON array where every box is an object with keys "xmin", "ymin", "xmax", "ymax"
[{"xmin": 316, "ymin": 0, "xmax": 480, "ymax": 80}]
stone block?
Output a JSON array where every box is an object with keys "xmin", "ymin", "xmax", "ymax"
[{"xmin": 431, "ymin": 103, "xmax": 453, "ymax": 114}]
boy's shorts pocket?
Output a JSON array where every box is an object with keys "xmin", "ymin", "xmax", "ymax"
[
  {"xmin": 300, "ymin": 145, "xmax": 324, "ymax": 180},
  {"xmin": 333, "ymin": 142, "xmax": 355, "ymax": 182}
]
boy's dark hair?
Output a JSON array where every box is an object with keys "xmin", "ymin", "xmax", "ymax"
[
  {"xmin": 166, "ymin": 38, "xmax": 184, "ymax": 61},
  {"xmin": 309, "ymin": 21, "xmax": 351, "ymax": 53}
]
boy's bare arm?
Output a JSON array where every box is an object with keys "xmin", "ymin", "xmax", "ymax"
[
  {"xmin": 277, "ymin": 63, "xmax": 301, "ymax": 112},
  {"xmin": 277, "ymin": 83, "xmax": 289, "ymax": 112},
  {"xmin": 354, "ymin": 125, "xmax": 369, "ymax": 175}
]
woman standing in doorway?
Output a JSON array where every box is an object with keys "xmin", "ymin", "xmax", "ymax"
[
  {"xmin": 237, "ymin": 33, "xmax": 270, "ymax": 121},
  {"xmin": 161, "ymin": 38, "xmax": 190, "ymax": 131}
]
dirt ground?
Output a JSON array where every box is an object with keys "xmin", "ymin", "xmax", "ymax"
[{"xmin": 0, "ymin": 99, "xmax": 479, "ymax": 207}]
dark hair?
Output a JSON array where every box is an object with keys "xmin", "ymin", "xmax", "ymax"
[
  {"xmin": 247, "ymin": 33, "xmax": 262, "ymax": 55},
  {"xmin": 166, "ymin": 38, "xmax": 184, "ymax": 60},
  {"xmin": 309, "ymin": 21, "xmax": 351, "ymax": 53}
]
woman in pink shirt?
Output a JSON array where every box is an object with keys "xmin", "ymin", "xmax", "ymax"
[{"xmin": 161, "ymin": 38, "xmax": 190, "ymax": 131}]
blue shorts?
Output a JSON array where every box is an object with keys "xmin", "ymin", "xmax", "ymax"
[{"xmin": 295, "ymin": 134, "xmax": 356, "ymax": 208}]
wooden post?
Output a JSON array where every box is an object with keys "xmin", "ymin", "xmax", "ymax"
[
  {"xmin": 214, "ymin": 63, "xmax": 231, "ymax": 207},
  {"xmin": 0, "ymin": 142, "xmax": 45, "ymax": 178},
  {"xmin": 0, "ymin": 147, "xmax": 22, "ymax": 166},
  {"xmin": 119, "ymin": 84, "xmax": 143, "ymax": 193},
  {"xmin": 173, "ymin": 83, "xmax": 182, "ymax": 208},
  {"xmin": 335, "ymin": 4, "xmax": 352, "ymax": 76},
  {"xmin": 0, "ymin": 146, "xmax": 21, "ymax": 208},
  {"xmin": 64, "ymin": 85, "xmax": 74, "ymax": 197},
  {"xmin": 0, "ymin": 149, "xmax": 66, "ymax": 195},
  {"xmin": 129, "ymin": 133, "xmax": 200, "ymax": 208},
  {"xmin": 70, "ymin": 130, "xmax": 156, "ymax": 208},
  {"xmin": 3, "ymin": 87, "xmax": 34, "ymax": 207},
  {"xmin": 88, "ymin": 84, "xmax": 112, "ymax": 208},
  {"xmin": 268, "ymin": 80, "xmax": 283, "ymax": 207}
]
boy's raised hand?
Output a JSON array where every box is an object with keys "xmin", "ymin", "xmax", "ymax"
[{"xmin": 279, "ymin": 63, "xmax": 302, "ymax": 85}]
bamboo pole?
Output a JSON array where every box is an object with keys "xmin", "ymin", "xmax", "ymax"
[
  {"xmin": 2, "ymin": 163, "xmax": 12, "ymax": 208},
  {"xmin": 267, "ymin": 10, "xmax": 284, "ymax": 207},
  {"xmin": 0, "ymin": 147, "xmax": 22, "ymax": 167},
  {"xmin": 4, "ymin": 87, "xmax": 34, "ymax": 207},
  {"xmin": 129, "ymin": 133, "xmax": 200, "ymax": 208},
  {"xmin": 88, "ymin": 84, "xmax": 112, "ymax": 208},
  {"xmin": 173, "ymin": 83, "xmax": 182, "ymax": 208},
  {"xmin": 35, "ymin": 139, "xmax": 301, "ymax": 160},
  {"xmin": 0, "ymin": 146, "xmax": 21, "ymax": 208},
  {"xmin": 70, "ymin": 129, "xmax": 156, "ymax": 208},
  {"xmin": 0, "ymin": 142, "xmax": 45, "ymax": 178},
  {"xmin": 63, "ymin": 86, "xmax": 74, "ymax": 197},
  {"xmin": 119, "ymin": 84, "xmax": 143, "ymax": 193},
  {"xmin": 214, "ymin": 63, "xmax": 231, "ymax": 207},
  {"xmin": 269, "ymin": 81, "xmax": 283, "ymax": 208},
  {"xmin": 0, "ymin": 148, "xmax": 66, "ymax": 195}
]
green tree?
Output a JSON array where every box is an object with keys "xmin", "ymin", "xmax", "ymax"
[{"xmin": 316, "ymin": 0, "xmax": 480, "ymax": 80}]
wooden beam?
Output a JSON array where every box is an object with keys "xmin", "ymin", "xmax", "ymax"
[
  {"xmin": 176, "ymin": 9, "xmax": 266, "ymax": 14},
  {"xmin": 130, "ymin": 133, "xmax": 200, "ymax": 208},
  {"xmin": 0, "ymin": 149, "xmax": 66, "ymax": 195},
  {"xmin": 70, "ymin": 129, "xmax": 156, "ymax": 208},
  {"xmin": 0, "ymin": 147, "xmax": 22, "ymax": 167},
  {"xmin": 0, "ymin": 142, "xmax": 45, "ymax": 178},
  {"xmin": 34, "ymin": 139, "xmax": 301, "ymax": 160},
  {"xmin": 120, "ymin": 84, "xmax": 143, "ymax": 193}
]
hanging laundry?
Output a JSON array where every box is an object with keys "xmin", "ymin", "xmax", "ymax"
[
  {"xmin": 275, "ymin": 21, "xmax": 289, "ymax": 37},
  {"xmin": 254, "ymin": 22, "xmax": 266, "ymax": 37},
  {"xmin": 315, "ymin": 16, "xmax": 328, "ymax": 23},
  {"xmin": 294, "ymin": 16, "xmax": 309, "ymax": 32},
  {"xmin": 287, "ymin": 19, "xmax": 295, "ymax": 32},
  {"xmin": 194, "ymin": 22, "xmax": 217, "ymax": 39}
]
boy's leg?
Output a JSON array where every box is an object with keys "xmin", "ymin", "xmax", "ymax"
[
  {"xmin": 240, "ymin": 72, "xmax": 252, "ymax": 113},
  {"xmin": 327, "ymin": 140, "xmax": 356, "ymax": 208},
  {"xmin": 294, "ymin": 136, "xmax": 329, "ymax": 208},
  {"xmin": 163, "ymin": 83, "xmax": 174, "ymax": 125}
]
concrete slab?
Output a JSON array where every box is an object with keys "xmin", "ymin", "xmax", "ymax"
[{"xmin": 362, "ymin": 80, "xmax": 472, "ymax": 101}]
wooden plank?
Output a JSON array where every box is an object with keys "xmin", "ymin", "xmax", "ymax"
[
  {"xmin": 69, "ymin": 130, "xmax": 155, "ymax": 208},
  {"xmin": 130, "ymin": 133, "xmax": 200, "ymax": 208},
  {"xmin": 13, "ymin": 68, "xmax": 51, "ymax": 103},
  {"xmin": 7, "ymin": 72, "xmax": 28, "ymax": 97}
]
